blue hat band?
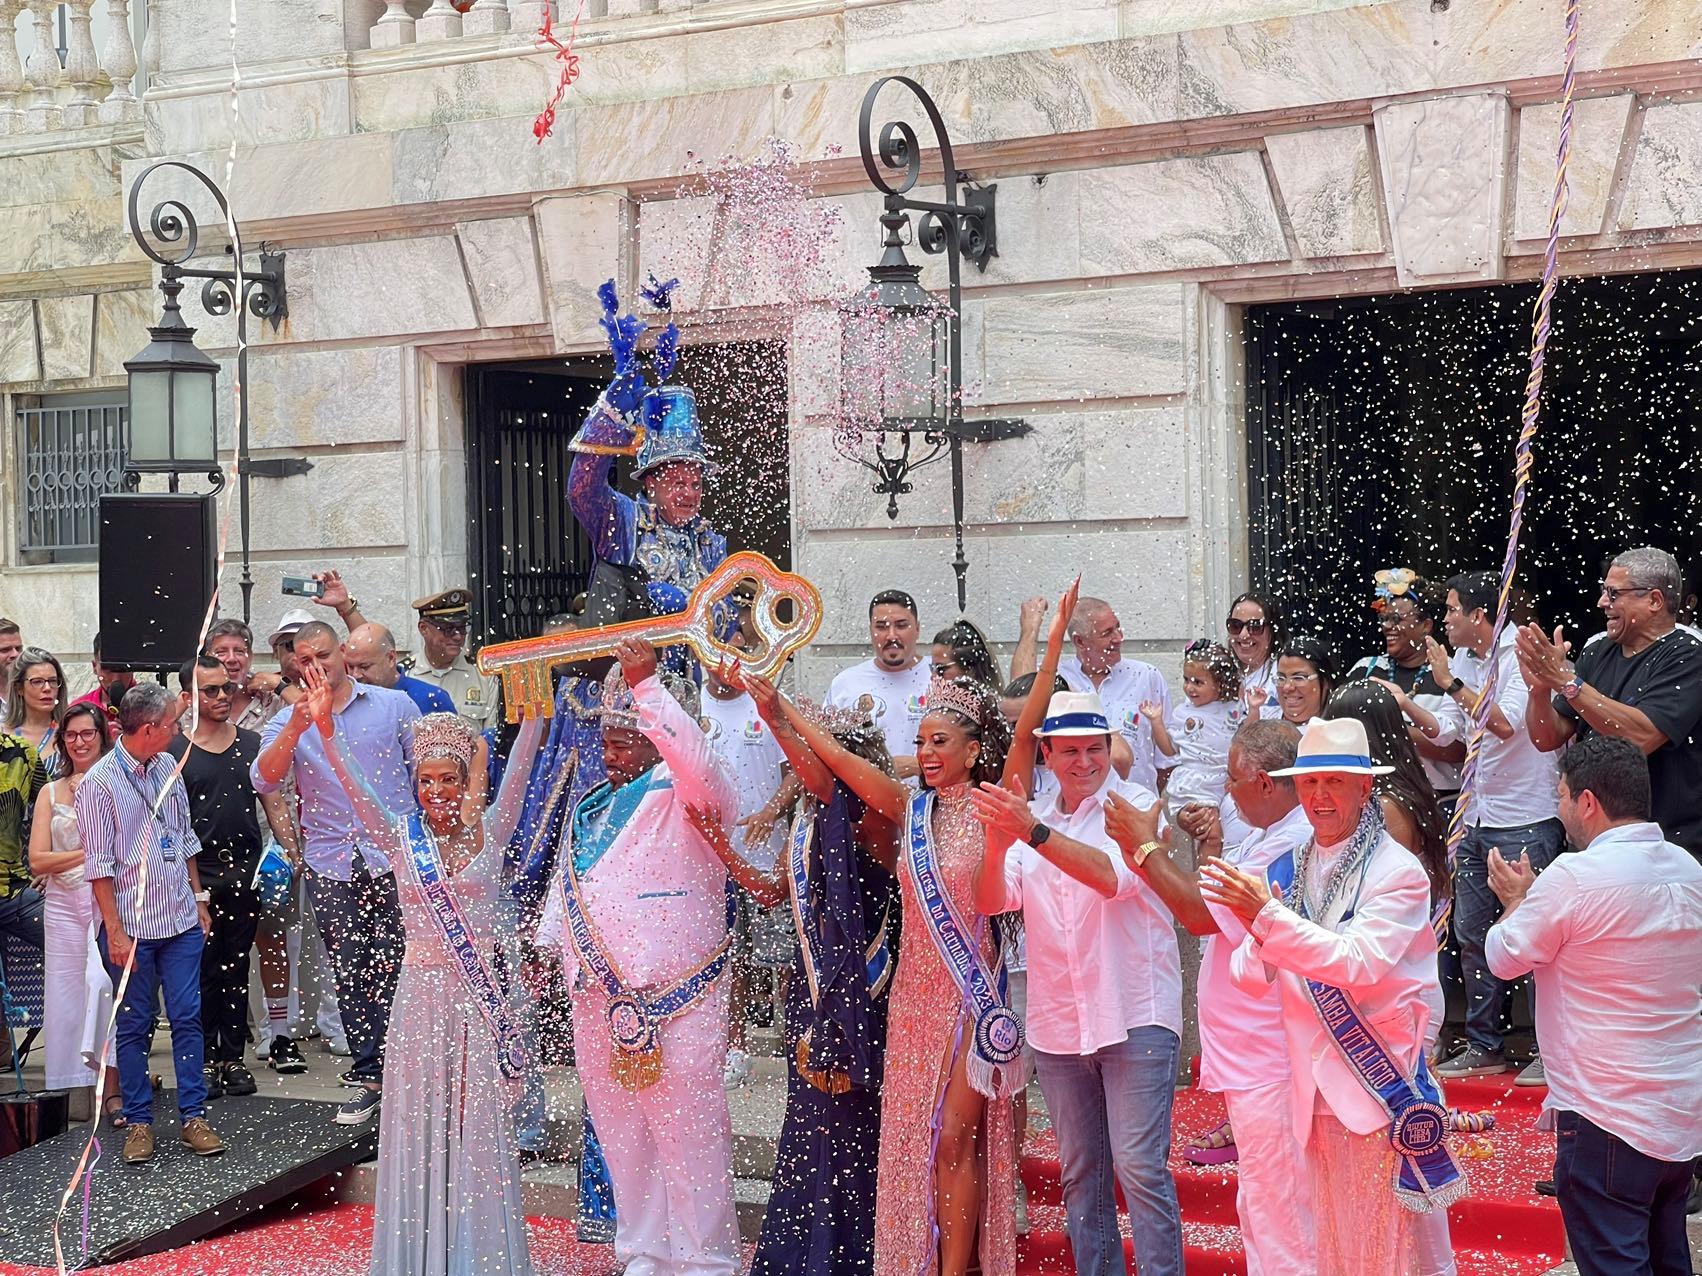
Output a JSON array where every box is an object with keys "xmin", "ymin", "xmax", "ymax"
[
  {"xmin": 1292, "ymin": 753, "xmax": 1376, "ymax": 770},
  {"xmin": 1041, "ymin": 711, "xmax": 1110, "ymax": 733}
]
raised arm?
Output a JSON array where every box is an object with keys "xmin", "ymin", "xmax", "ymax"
[
  {"xmin": 773, "ymin": 690, "xmax": 909, "ymax": 826},
  {"xmin": 740, "ymin": 671, "xmax": 835, "ymax": 801},
  {"xmin": 485, "ymin": 714, "xmax": 549, "ymax": 849},
  {"xmin": 1002, "ymin": 577, "xmax": 1080, "ymax": 793},
  {"xmin": 300, "ymin": 665, "xmax": 399, "ymax": 846},
  {"xmin": 616, "ymin": 639, "xmax": 737, "ymax": 819}
]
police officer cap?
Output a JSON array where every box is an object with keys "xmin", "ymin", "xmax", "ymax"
[{"xmin": 413, "ymin": 588, "xmax": 473, "ymax": 623}]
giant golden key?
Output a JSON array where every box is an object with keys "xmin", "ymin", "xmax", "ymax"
[{"xmin": 477, "ymin": 552, "xmax": 824, "ymax": 722}]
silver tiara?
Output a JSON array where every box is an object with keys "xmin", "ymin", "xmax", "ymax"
[
  {"xmin": 413, "ymin": 712, "xmax": 476, "ymax": 768},
  {"xmin": 927, "ymin": 676, "xmax": 987, "ymax": 725}
]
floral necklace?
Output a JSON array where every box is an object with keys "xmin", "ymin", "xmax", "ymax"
[{"xmin": 1289, "ymin": 799, "xmax": 1385, "ymax": 922}]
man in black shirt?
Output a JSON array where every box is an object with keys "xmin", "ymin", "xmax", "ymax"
[
  {"xmin": 168, "ymin": 657, "xmax": 270, "ymax": 1096},
  {"xmin": 1519, "ymin": 547, "xmax": 1702, "ymax": 861}
]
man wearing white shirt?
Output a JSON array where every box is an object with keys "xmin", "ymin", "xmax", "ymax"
[
  {"xmin": 1485, "ymin": 735, "xmax": 1702, "ymax": 1276},
  {"xmin": 1425, "ymin": 571, "xmax": 1562, "ymax": 1083},
  {"xmin": 1204, "ymin": 717, "xmax": 1461, "ymax": 1276},
  {"xmin": 1135, "ymin": 719, "xmax": 1317, "ymax": 1276},
  {"xmin": 824, "ymin": 589, "xmax": 929, "ymax": 780},
  {"xmin": 973, "ymin": 686, "xmax": 1185, "ymax": 1276},
  {"xmin": 1058, "ymin": 597, "xmax": 1171, "ymax": 792}
]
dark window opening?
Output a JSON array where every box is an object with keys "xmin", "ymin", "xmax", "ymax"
[{"xmin": 1247, "ymin": 271, "xmax": 1702, "ymax": 664}]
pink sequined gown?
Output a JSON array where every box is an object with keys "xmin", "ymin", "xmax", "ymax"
[{"xmin": 873, "ymin": 785, "xmax": 1017, "ymax": 1276}]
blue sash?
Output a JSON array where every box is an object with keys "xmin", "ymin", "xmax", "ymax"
[
  {"xmin": 402, "ymin": 814, "xmax": 528, "ymax": 1081},
  {"xmin": 789, "ymin": 800, "xmax": 892, "ymax": 1005},
  {"xmin": 560, "ymin": 770, "xmax": 736, "ymax": 1090},
  {"xmin": 1291, "ymin": 838, "xmax": 1467, "ymax": 1213},
  {"xmin": 903, "ymin": 790, "xmax": 1023, "ymax": 1099}
]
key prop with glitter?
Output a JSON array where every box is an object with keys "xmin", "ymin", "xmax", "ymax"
[
  {"xmin": 478, "ymin": 552, "xmax": 823, "ymax": 721},
  {"xmin": 1436, "ymin": 0, "xmax": 1581, "ymax": 944}
]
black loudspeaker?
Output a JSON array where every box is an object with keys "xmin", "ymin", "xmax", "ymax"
[{"xmin": 99, "ymin": 493, "xmax": 218, "ymax": 672}]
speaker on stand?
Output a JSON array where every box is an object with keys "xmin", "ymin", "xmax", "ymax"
[{"xmin": 98, "ymin": 493, "xmax": 219, "ymax": 676}]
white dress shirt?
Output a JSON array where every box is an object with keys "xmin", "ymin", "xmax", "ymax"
[
  {"xmin": 1434, "ymin": 629, "xmax": 1559, "ymax": 829},
  {"xmin": 1231, "ymin": 828, "xmax": 1438, "ymax": 1142},
  {"xmin": 1198, "ymin": 803, "xmax": 1313, "ymax": 1093},
  {"xmin": 1485, "ymin": 821, "xmax": 1702, "ymax": 1163},
  {"xmin": 1059, "ymin": 655, "xmax": 1172, "ymax": 792},
  {"xmin": 991, "ymin": 772, "xmax": 1182, "ymax": 1055}
]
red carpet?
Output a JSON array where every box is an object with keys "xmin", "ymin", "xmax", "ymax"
[
  {"xmin": 2, "ymin": 1077, "xmax": 1562, "ymax": 1276},
  {"xmin": 1017, "ymin": 1073, "xmax": 1564, "ymax": 1275}
]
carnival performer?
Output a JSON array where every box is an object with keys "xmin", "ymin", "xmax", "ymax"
[
  {"xmin": 758, "ymin": 664, "xmax": 1019, "ymax": 1276},
  {"xmin": 692, "ymin": 668, "xmax": 898, "ymax": 1276},
  {"xmin": 301, "ymin": 663, "xmax": 545, "ymax": 1276},
  {"xmin": 1204, "ymin": 717, "xmax": 1465, "ymax": 1276},
  {"xmin": 535, "ymin": 636, "xmax": 741, "ymax": 1276},
  {"xmin": 568, "ymin": 279, "xmax": 726, "ymax": 620}
]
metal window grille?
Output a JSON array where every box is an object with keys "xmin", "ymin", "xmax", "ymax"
[{"xmin": 17, "ymin": 394, "xmax": 128, "ymax": 562}]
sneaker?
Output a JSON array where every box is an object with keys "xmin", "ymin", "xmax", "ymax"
[
  {"xmin": 203, "ymin": 1064, "xmax": 226, "ymax": 1101},
  {"xmin": 338, "ymin": 1068, "xmax": 364, "ymax": 1088},
  {"xmin": 1515, "ymin": 1055, "xmax": 1547, "ymax": 1087},
  {"xmin": 268, "ymin": 1036, "xmax": 308, "ymax": 1075},
  {"xmin": 180, "ymin": 1116, "xmax": 226, "ymax": 1156},
  {"xmin": 222, "ymin": 1062, "xmax": 258, "ymax": 1096},
  {"xmin": 1535, "ymin": 1178, "xmax": 1557, "ymax": 1197},
  {"xmin": 326, "ymin": 1035, "xmax": 352, "ymax": 1058},
  {"xmin": 122, "ymin": 1123, "xmax": 155, "ymax": 1164},
  {"xmin": 722, "ymin": 1048, "xmax": 752, "ymax": 1090},
  {"xmin": 335, "ymin": 1087, "xmax": 381, "ymax": 1126},
  {"xmin": 576, "ymin": 1218, "xmax": 616, "ymax": 1245},
  {"xmin": 1436, "ymin": 1045, "xmax": 1510, "ymax": 1078}
]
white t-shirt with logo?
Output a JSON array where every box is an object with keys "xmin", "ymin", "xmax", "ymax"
[
  {"xmin": 1161, "ymin": 698, "xmax": 1244, "ymax": 806},
  {"xmin": 699, "ymin": 690, "xmax": 788, "ymax": 872},
  {"xmin": 824, "ymin": 658, "xmax": 932, "ymax": 759}
]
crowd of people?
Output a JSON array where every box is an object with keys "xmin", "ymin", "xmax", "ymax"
[
  {"xmin": 1, "ymin": 282, "xmax": 1699, "ymax": 1276},
  {"xmin": 0, "ymin": 542, "xmax": 1697, "ymax": 1275}
]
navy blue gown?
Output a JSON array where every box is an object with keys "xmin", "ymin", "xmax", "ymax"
[{"xmin": 750, "ymin": 784, "xmax": 897, "ymax": 1276}]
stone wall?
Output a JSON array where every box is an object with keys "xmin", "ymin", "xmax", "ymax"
[{"xmin": 8, "ymin": 0, "xmax": 1702, "ymax": 690}]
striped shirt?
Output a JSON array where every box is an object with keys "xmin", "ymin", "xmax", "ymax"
[{"xmin": 76, "ymin": 739, "xmax": 203, "ymax": 940}]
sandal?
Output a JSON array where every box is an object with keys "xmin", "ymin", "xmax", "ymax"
[
  {"xmin": 1445, "ymin": 1108, "xmax": 1496, "ymax": 1134},
  {"xmin": 103, "ymin": 1094, "xmax": 127, "ymax": 1130},
  {"xmin": 1183, "ymin": 1120, "xmax": 1239, "ymax": 1165}
]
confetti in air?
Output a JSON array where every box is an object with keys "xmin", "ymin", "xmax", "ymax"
[{"xmin": 1437, "ymin": 0, "xmax": 1582, "ymax": 943}]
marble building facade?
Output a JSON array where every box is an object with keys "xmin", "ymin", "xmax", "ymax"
[{"xmin": 3, "ymin": 0, "xmax": 1702, "ymax": 693}]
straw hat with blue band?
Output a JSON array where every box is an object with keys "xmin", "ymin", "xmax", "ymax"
[
  {"xmin": 1268, "ymin": 717, "xmax": 1395, "ymax": 777},
  {"xmin": 1034, "ymin": 691, "xmax": 1113, "ymax": 738}
]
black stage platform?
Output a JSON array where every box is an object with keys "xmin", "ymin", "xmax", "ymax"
[{"xmin": 0, "ymin": 1092, "xmax": 375, "ymax": 1269}]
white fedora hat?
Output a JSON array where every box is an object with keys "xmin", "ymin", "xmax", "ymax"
[
  {"xmin": 1034, "ymin": 690, "xmax": 1113, "ymax": 738},
  {"xmin": 1268, "ymin": 717, "xmax": 1395, "ymax": 777}
]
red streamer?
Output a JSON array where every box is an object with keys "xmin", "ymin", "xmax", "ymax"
[{"xmin": 533, "ymin": 1, "xmax": 585, "ymax": 144}]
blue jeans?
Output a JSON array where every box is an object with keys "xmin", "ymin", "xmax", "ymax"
[
  {"xmin": 98, "ymin": 924, "xmax": 207, "ymax": 1125},
  {"xmin": 1554, "ymin": 1110, "xmax": 1694, "ymax": 1276},
  {"xmin": 1454, "ymin": 819, "xmax": 1565, "ymax": 1053},
  {"xmin": 1032, "ymin": 1026, "xmax": 1183, "ymax": 1276}
]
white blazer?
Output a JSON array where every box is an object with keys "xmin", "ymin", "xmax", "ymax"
[
  {"xmin": 1229, "ymin": 829, "xmax": 1438, "ymax": 1141},
  {"xmin": 538, "ymin": 675, "xmax": 739, "ymax": 991}
]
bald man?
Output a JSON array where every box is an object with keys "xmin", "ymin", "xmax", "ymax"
[
  {"xmin": 343, "ymin": 624, "xmax": 454, "ymax": 717},
  {"xmin": 1059, "ymin": 597, "xmax": 1173, "ymax": 791}
]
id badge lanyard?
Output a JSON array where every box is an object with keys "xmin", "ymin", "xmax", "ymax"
[{"xmin": 119, "ymin": 760, "xmax": 181, "ymax": 863}]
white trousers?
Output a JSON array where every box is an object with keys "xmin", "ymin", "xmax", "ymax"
[
  {"xmin": 1223, "ymin": 1083, "xmax": 1316, "ymax": 1276},
  {"xmin": 41, "ymin": 881, "xmax": 112, "ymax": 1089},
  {"xmin": 575, "ymin": 982, "xmax": 739, "ymax": 1276}
]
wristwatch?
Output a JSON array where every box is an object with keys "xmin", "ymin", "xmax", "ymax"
[
  {"xmin": 194, "ymin": 890, "xmax": 211, "ymax": 903},
  {"xmin": 1446, "ymin": 677, "xmax": 1467, "ymax": 696},
  {"xmin": 1130, "ymin": 840, "xmax": 1162, "ymax": 868},
  {"xmin": 1561, "ymin": 675, "xmax": 1585, "ymax": 701},
  {"xmin": 1028, "ymin": 823, "xmax": 1051, "ymax": 849}
]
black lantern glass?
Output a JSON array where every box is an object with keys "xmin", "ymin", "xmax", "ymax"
[
  {"xmin": 839, "ymin": 210, "xmax": 952, "ymax": 433},
  {"xmin": 123, "ymin": 291, "xmax": 219, "ymax": 473}
]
